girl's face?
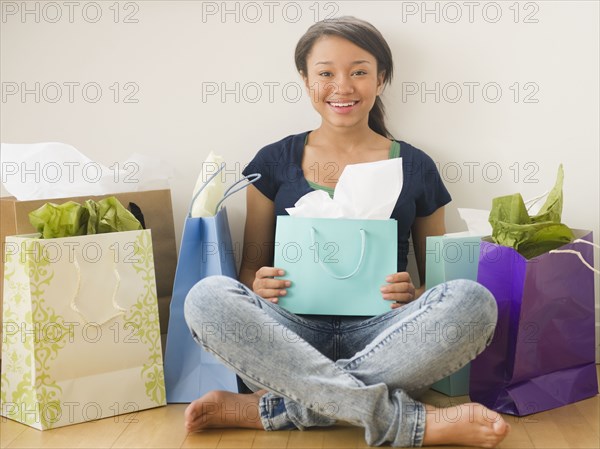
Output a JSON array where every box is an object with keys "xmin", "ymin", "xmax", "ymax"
[{"xmin": 302, "ymin": 35, "xmax": 385, "ymax": 132}]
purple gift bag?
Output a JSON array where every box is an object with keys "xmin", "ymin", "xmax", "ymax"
[{"xmin": 470, "ymin": 230, "xmax": 598, "ymax": 416}]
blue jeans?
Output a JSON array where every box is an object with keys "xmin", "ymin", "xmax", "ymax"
[{"xmin": 184, "ymin": 276, "xmax": 497, "ymax": 447}]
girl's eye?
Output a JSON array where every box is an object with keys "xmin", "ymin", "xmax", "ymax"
[
  {"xmin": 319, "ymin": 71, "xmax": 333, "ymax": 77},
  {"xmin": 353, "ymin": 70, "xmax": 367, "ymax": 76}
]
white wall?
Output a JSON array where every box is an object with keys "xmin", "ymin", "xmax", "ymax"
[{"xmin": 1, "ymin": 1, "xmax": 599, "ymax": 358}]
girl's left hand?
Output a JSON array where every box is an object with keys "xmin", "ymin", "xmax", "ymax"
[{"xmin": 380, "ymin": 272, "xmax": 419, "ymax": 309}]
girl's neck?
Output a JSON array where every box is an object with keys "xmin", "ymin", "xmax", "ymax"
[{"xmin": 309, "ymin": 123, "xmax": 384, "ymax": 154}]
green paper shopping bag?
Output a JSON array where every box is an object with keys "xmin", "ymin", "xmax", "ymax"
[
  {"xmin": 275, "ymin": 216, "xmax": 397, "ymax": 316},
  {"xmin": 1, "ymin": 230, "xmax": 166, "ymax": 430}
]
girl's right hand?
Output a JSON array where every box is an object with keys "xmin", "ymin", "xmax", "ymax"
[{"xmin": 253, "ymin": 267, "xmax": 291, "ymax": 304}]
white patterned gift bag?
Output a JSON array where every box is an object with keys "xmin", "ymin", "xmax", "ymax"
[{"xmin": 1, "ymin": 229, "xmax": 166, "ymax": 430}]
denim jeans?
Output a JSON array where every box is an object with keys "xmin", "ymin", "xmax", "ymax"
[{"xmin": 184, "ymin": 276, "xmax": 497, "ymax": 447}]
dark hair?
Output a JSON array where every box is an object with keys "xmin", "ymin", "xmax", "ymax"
[{"xmin": 295, "ymin": 16, "xmax": 394, "ymax": 138}]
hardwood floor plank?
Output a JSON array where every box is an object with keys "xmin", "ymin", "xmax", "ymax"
[
  {"xmin": 215, "ymin": 429, "xmax": 256, "ymax": 448},
  {"xmin": 4, "ymin": 414, "xmax": 130, "ymax": 449},
  {"xmin": 574, "ymin": 395, "xmax": 599, "ymax": 436},
  {"xmin": 286, "ymin": 428, "xmax": 326, "ymax": 449},
  {"xmin": 111, "ymin": 405, "xmax": 187, "ymax": 449},
  {"xmin": 497, "ymin": 416, "xmax": 534, "ymax": 449},
  {"xmin": 0, "ymin": 419, "xmax": 28, "ymax": 448},
  {"xmin": 181, "ymin": 430, "xmax": 223, "ymax": 449},
  {"xmin": 250, "ymin": 430, "xmax": 291, "ymax": 448},
  {"xmin": 549, "ymin": 402, "xmax": 599, "ymax": 448},
  {"xmin": 519, "ymin": 410, "xmax": 570, "ymax": 449},
  {"xmin": 321, "ymin": 425, "xmax": 363, "ymax": 449}
]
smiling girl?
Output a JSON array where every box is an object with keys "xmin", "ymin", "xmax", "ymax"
[{"xmin": 183, "ymin": 16, "xmax": 510, "ymax": 448}]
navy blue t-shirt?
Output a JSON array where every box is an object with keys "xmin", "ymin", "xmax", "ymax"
[{"xmin": 242, "ymin": 130, "xmax": 451, "ymax": 272}]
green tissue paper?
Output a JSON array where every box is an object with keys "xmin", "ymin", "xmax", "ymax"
[
  {"xmin": 488, "ymin": 164, "xmax": 574, "ymax": 259},
  {"xmin": 29, "ymin": 197, "xmax": 143, "ymax": 239}
]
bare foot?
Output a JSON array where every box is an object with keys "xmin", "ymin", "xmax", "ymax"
[
  {"xmin": 422, "ymin": 402, "xmax": 510, "ymax": 448},
  {"xmin": 184, "ymin": 389, "xmax": 268, "ymax": 432}
]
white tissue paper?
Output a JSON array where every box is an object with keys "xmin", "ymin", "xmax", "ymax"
[
  {"xmin": 286, "ymin": 158, "xmax": 403, "ymax": 219},
  {"xmin": 189, "ymin": 151, "xmax": 225, "ymax": 217},
  {"xmin": 0, "ymin": 142, "xmax": 171, "ymax": 200},
  {"xmin": 455, "ymin": 208, "xmax": 492, "ymax": 236}
]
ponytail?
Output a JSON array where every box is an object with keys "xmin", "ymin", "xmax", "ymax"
[{"xmin": 369, "ymin": 97, "xmax": 391, "ymax": 138}]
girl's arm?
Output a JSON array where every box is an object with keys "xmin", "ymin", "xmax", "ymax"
[
  {"xmin": 239, "ymin": 184, "xmax": 275, "ymax": 288},
  {"xmin": 238, "ymin": 184, "xmax": 290, "ymax": 303},
  {"xmin": 411, "ymin": 206, "xmax": 446, "ymax": 297}
]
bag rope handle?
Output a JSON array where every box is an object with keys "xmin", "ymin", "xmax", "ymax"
[
  {"xmin": 70, "ymin": 254, "xmax": 127, "ymax": 326},
  {"xmin": 214, "ymin": 173, "xmax": 262, "ymax": 213},
  {"xmin": 309, "ymin": 227, "xmax": 366, "ymax": 280},
  {"xmin": 187, "ymin": 163, "xmax": 261, "ymax": 217},
  {"xmin": 524, "ymin": 190, "xmax": 550, "ymax": 212},
  {"xmin": 549, "ymin": 239, "xmax": 599, "ymax": 274}
]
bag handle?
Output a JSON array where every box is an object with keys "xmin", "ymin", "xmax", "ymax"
[
  {"xmin": 310, "ymin": 227, "xmax": 366, "ymax": 280},
  {"xmin": 70, "ymin": 254, "xmax": 127, "ymax": 326},
  {"xmin": 524, "ymin": 190, "xmax": 550, "ymax": 212},
  {"xmin": 187, "ymin": 163, "xmax": 261, "ymax": 217},
  {"xmin": 549, "ymin": 239, "xmax": 599, "ymax": 274},
  {"xmin": 214, "ymin": 173, "xmax": 262, "ymax": 213}
]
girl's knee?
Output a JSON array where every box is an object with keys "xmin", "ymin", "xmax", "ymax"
[
  {"xmin": 184, "ymin": 275, "xmax": 239, "ymax": 323},
  {"xmin": 444, "ymin": 279, "xmax": 498, "ymax": 324}
]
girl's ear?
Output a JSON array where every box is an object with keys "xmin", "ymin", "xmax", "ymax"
[{"xmin": 376, "ymin": 71, "xmax": 386, "ymax": 95}]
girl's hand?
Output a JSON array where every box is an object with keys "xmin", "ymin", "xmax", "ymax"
[
  {"xmin": 253, "ymin": 267, "xmax": 291, "ymax": 304},
  {"xmin": 380, "ymin": 272, "xmax": 416, "ymax": 309}
]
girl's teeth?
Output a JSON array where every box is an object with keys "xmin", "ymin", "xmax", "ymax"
[{"xmin": 331, "ymin": 102, "xmax": 356, "ymax": 107}]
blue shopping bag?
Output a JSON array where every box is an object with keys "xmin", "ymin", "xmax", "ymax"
[
  {"xmin": 425, "ymin": 233, "xmax": 483, "ymax": 396},
  {"xmin": 275, "ymin": 216, "xmax": 397, "ymax": 316},
  {"xmin": 163, "ymin": 167, "xmax": 260, "ymax": 403}
]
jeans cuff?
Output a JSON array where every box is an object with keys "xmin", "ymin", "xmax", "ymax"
[
  {"xmin": 411, "ymin": 401, "xmax": 426, "ymax": 447},
  {"xmin": 259, "ymin": 392, "xmax": 298, "ymax": 431}
]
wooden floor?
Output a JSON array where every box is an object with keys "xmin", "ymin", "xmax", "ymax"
[{"xmin": 1, "ymin": 366, "xmax": 599, "ymax": 449}]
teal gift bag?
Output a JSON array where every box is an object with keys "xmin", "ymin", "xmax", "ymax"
[
  {"xmin": 275, "ymin": 216, "xmax": 397, "ymax": 316},
  {"xmin": 426, "ymin": 233, "xmax": 483, "ymax": 396}
]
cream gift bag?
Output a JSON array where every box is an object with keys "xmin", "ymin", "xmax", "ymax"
[{"xmin": 0, "ymin": 229, "xmax": 166, "ymax": 430}]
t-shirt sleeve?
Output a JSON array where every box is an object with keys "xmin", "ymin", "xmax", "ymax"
[
  {"xmin": 414, "ymin": 149, "xmax": 452, "ymax": 217},
  {"xmin": 242, "ymin": 145, "xmax": 280, "ymax": 201}
]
